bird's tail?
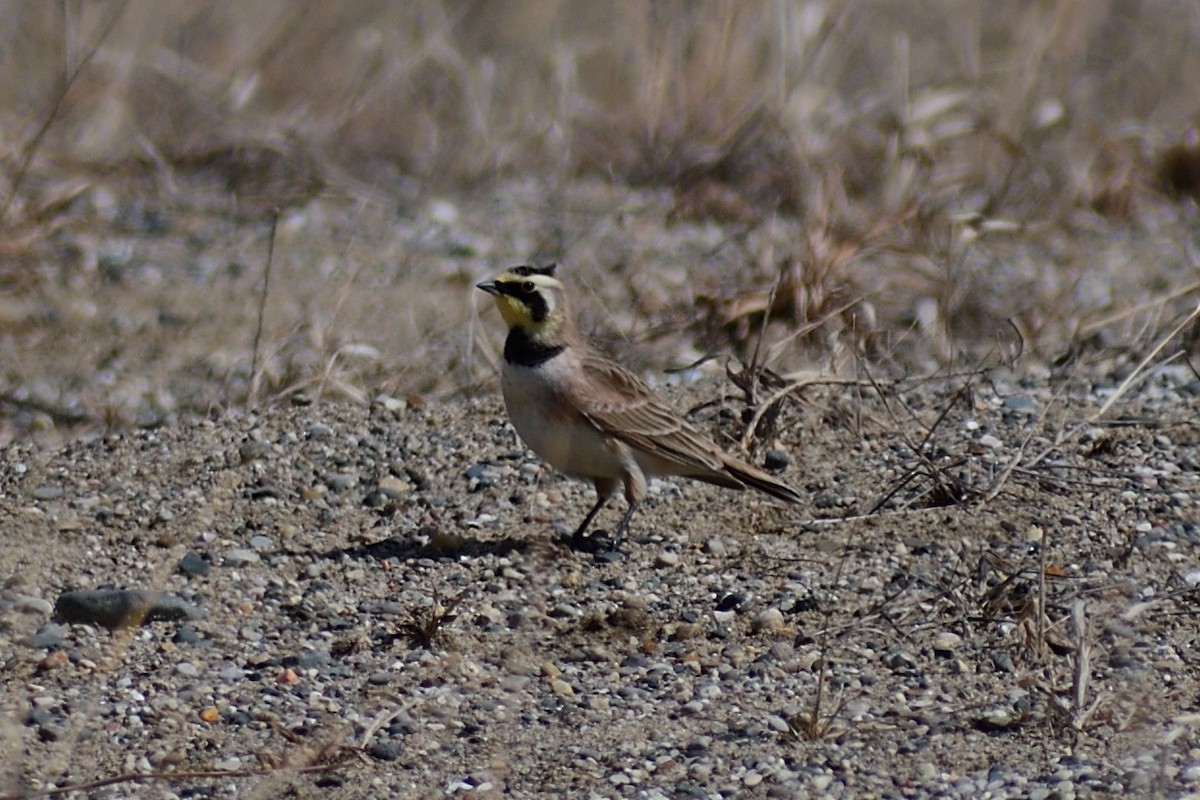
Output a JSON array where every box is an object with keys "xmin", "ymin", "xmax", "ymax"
[{"xmin": 715, "ymin": 456, "xmax": 804, "ymax": 505}]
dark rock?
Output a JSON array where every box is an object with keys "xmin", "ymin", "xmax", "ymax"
[
  {"xmin": 54, "ymin": 589, "xmax": 203, "ymax": 629},
  {"xmin": 715, "ymin": 592, "xmax": 748, "ymax": 612},
  {"xmin": 764, "ymin": 449, "xmax": 791, "ymax": 471},
  {"xmin": 367, "ymin": 741, "xmax": 402, "ymax": 762}
]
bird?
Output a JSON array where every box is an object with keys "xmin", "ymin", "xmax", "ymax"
[{"xmin": 476, "ymin": 263, "xmax": 803, "ymax": 553}]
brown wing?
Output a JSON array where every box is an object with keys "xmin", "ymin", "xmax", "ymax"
[{"xmin": 574, "ymin": 350, "xmax": 731, "ymax": 476}]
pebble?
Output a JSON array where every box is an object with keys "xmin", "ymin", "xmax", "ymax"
[
  {"xmin": 25, "ymin": 624, "xmax": 66, "ymax": 649},
  {"xmin": 752, "ymin": 608, "xmax": 786, "ymax": 634},
  {"xmin": 655, "ymin": 551, "xmax": 680, "ymax": 568},
  {"xmin": 368, "ymin": 741, "xmax": 402, "ymax": 761},
  {"xmin": 54, "ymin": 589, "xmax": 202, "ymax": 629},
  {"xmin": 13, "ymin": 595, "xmax": 53, "ymax": 615},
  {"xmin": 377, "ymin": 476, "xmax": 413, "ymax": 498},
  {"xmin": 325, "ymin": 472, "xmax": 358, "ymax": 492},
  {"xmin": 1002, "ymin": 395, "xmax": 1037, "ymax": 413},
  {"xmin": 764, "ymin": 449, "xmax": 791, "ymax": 471},
  {"xmin": 932, "ymin": 631, "xmax": 962, "ymax": 655},
  {"xmin": 177, "ymin": 551, "xmax": 211, "ymax": 577},
  {"xmin": 305, "ymin": 423, "xmax": 334, "ymax": 439},
  {"xmin": 238, "ymin": 440, "xmax": 273, "ymax": 463},
  {"xmin": 988, "ymin": 651, "xmax": 1014, "ymax": 673},
  {"xmin": 223, "ymin": 549, "xmax": 260, "ymax": 566}
]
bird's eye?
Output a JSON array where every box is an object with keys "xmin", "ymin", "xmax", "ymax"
[{"xmin": 521, "ymin": 281, "xmax": 535, "ymax": 293}]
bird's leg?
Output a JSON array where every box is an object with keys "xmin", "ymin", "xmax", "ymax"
[
  {"xmin": 607, "ymin": 500, "xmax": 640, "ymax": 552},
  {"xmin": 570, "ymin": 495, "xmax": 609, "ymax": 549}
]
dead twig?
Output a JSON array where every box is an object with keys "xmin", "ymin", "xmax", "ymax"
[
  {"xmin": 248, "ymin": 212, "xmax": 280, "ymax": 409},
  {"xmin": 1, "ymin": 0, "xmax": 129, "ymax": 225}
]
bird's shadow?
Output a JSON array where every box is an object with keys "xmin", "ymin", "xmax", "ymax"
[{"xmin": 323, "ymin": 530, "xmax": 532, "ymax": 564}]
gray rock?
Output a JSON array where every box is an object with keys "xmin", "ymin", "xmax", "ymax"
[
  {"xmin": 222, "ymin": 548, "xmax": 260, "ymax": 566},
  {"xmin": 32, "ymin": 485, "xmax": 64, "ymax": 501},
  {"xmin": 13, "ymin": 594, "xmax": 54, "ymax": 615},
  {"xmin": 324, "ymin": 472, "xmax": 358, "ymax": 492},
  {"xmin": 177, "ymin": 551, "xmax": 211, "ymax": 577},
  {"xmin": 24, "ymin": 624, "xmax": 66, "ymax": 649}
]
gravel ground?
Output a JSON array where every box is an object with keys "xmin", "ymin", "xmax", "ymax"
[{"xmin": 2, "ymin": 367, "xmax": 1199, "ymax": 799}]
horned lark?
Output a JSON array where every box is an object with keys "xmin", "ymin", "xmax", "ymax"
[{"xmin": 476, "ymin": 264, "xmax": 803, "ymax": 552}]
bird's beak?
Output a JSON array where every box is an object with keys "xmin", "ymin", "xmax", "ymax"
[{"xmin": 476, "ymin": 281, "xmax": 500, "ymax": 296}]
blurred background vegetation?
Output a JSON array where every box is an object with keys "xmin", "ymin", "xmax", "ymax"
[{"xmin": 0, "ymin": 1, "xmax": 1198, "ymax": 440}]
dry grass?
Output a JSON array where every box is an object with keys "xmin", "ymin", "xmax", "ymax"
[{"xmin": 0, "ymin": 0, "xmax": 1198, "ymax": 440}]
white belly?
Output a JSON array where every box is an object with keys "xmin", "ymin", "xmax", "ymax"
[{"xmin": 501, "ymin": 360, "xmax": 629, "ymax": 480}]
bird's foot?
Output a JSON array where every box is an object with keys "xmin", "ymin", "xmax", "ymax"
[{"xmin": 567, "ymin": 528, "xmax": 623, "ymax": 562}]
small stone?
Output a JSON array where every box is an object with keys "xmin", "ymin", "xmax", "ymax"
[
  {"xmin": 325, "ymin": 472, "xmax": 358, "ymax": 492},
  {"xmin": 886, "ymin": 649, "xmax": 918, "ymax": 672},
  {"xmin": 377, "ymin": 476, "xmax": 413, "ymax": 498},
  {"xmin": 177, "ymin": 552, "xmax": 211, "ymax": 577},
  {"xmin": 764, "ymin": 450, "xmax": 791, "ymax": 471},
  {"xmin": 176, "ymin": 662, "xmax": 200, "ymax": 678},
  {"xmin": 24, "ymin": 624, "xmax": 66, "ymax": 649},
  {"xmin": 200, "ymin": 707, "xmax": 219, "ymax": 723},
  {"xmin": 1002, "ymin": 395, "xmax": 1037, "ymax": 413},
  {"xmin": 978, "ymin": 434, "xmax": 1003, "ymax": 449},
  {"xmin": 32, "ymin": 485, "xmax": 64, "ymax": 501},
  {"xmin": 371, "ymin": 394, "xmax": 406, "ymax": 413},
  {"xmin": 916, "ymin": 763, "xmax": 937, "ymax": 780},
  {"xmin": 550, "ymin": 679, "xmax": 574, "ymax": 698},
  {"xmin": 368, "ymin": 741, "xmax": 401, "ymax": 762},
  {"xmin": 932, "ymin": 631, "xmax": 962, "ymax": 656},
  {"xmin": 752, "ymin": 608, "xmax": 786, "ymax": 634},
  {"xmin": 715, "ymin": 592, "xmax": 748, "ymax": 613},
  {"xmin": 173, "ymin": 625, "xmax": 204, "ymax": 645},
  {"xmin": 305, "ymin": 423, "xmax": 333, "ymax": 439},
  {"xmin": 13, "ymin": 595, "xmax": 53, "ymax": 616},
  {"xmin": 810, "ymin": 774, "xmax": 834, "ymax": 791},
  {"xmin": 655, "ymin": 551, "xmax": 680, "ymax": 568},
  {"xmin": 222, "ymin": 549, "xmax": 260, "ymax": 566},
  {"xmin": 36, "ymin": 650, "xmax": 69, "ymax": 672},
  {"xmin": 238, "ymin": 440, "xmax": 273, "ymax": 463}
]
